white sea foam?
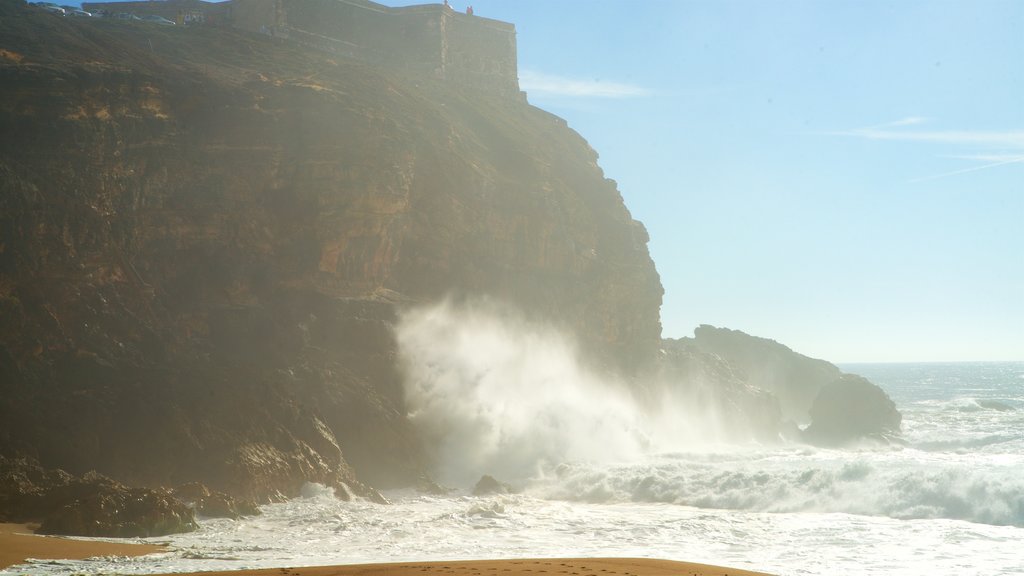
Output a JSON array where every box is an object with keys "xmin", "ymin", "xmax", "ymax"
[
  {"xmin": 9, "ymin": 485, "xmax": 1024, "ymax": 576},
  {"xmin": 528, "ymin": 449, "xmax": 1024, "ymax": 527}
]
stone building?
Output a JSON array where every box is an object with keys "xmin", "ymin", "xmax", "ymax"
[{"xmin": 233, "ymin": 0, "xmax": 520, "ymax": 97}]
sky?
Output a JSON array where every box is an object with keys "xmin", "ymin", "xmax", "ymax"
[
  {"xmin": 422, "ymin": 0, "xmax": 1024, "ymax": 363},
  {"xmin": 78, "ymin": 1, "xmax": 1023, "ymax": 363}
]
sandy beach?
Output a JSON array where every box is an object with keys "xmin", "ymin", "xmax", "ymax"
[
  {"xmin": 0, "ymin": 524, "xmax": 773, "ymax": 576},
  {"xmin": 0, "ymin": 522, "xmax": 166, "ymax": 569}
]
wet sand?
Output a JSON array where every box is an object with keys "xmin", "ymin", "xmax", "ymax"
[
  {"xmin": 0, "ymin": 524, "xmax": 773, "ymax": 576},
  {"xmin": 160, "ymin": 558, "xmax": 774, "ymax": 576},
  {"xmin": 0, "ymin": 522, "xmax": 166, "ymax": 570}
]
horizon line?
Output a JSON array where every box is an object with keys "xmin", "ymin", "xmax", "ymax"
[{"xmin": 835, "ymin": 359, "xmax": 1024, "ymax": 365}]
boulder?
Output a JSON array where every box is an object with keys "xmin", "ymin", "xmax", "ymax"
[
  {"xmin": 0, "ymin": 455, "xmax": 74, "ymax": 522},
  {"xmin": 173, "ymin": 482, "xmax": 261, "ymax": 519},
  {"xmin": 802, "ymin": 374, "xmax": 902, "ymax": 446},
  {"xmin": 1, "ymin": 456, "xmax": 198, "ymax": 537},
  {"xmin": 416, "ymin": 475, "xmax": 452, "ymax": 496},
  {"xmin": 39, "ymin": 482, "xmax": 197, "ymax": 538},
  {"xmin": 472, "ymin": 475, "xmax": 512, "ymax": 496}
]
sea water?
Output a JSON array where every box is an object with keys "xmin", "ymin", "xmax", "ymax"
[{"xmin": 5, "ymin": 362, "xmax": 1023, "ymax": 576}]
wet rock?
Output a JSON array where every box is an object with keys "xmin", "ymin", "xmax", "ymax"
[
  {"xmin": 173, "ymin": 482, "xmax": 260, "ymax": 519},
  {"xmin": 1, "ymin": 457, "xmax": 197, "ymax": 537},
  {"xmin": 39, "ymin": 482, "xmax": 197, "ymax": 538},
  {"xmin": 803, "ymin": 374, "xmax": 902, "ymax": 446},
  {"xmin": 416, "ymin": 475, "xmax": 452, "ymax": 495},
  {"xmin": 0, "ymin": 455, "xmax": 74, "ymax": 522},
  {"xmin": 472, "ymin": 475, "xmax": 512, "ymax": 496}
]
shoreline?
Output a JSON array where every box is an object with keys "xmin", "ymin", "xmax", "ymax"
[
  {"xmin": 2, "ymin": 522, "xmax": 774, "ymax": 576},
  {"xmin": 154, "ymin": 558, "xmax": 775, "ymax": 576},
  {"xmin": 0, "ymin": 525, "xmax": 774, "ymax": 576},
  {"xmin": 0, "ymin": 522, "xmax": 166, "ymax": 570}
]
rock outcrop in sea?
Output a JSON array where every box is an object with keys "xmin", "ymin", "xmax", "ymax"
[
  {"xmin": 684, "ymin": 325, "xmax": 843, "ymax": 424},
  {"xmin": 803, "ymin": 374, "xmax": 903, "ymax": 446},
  {"xmin": 665, "ymin": 326, "xmax": 902, "ymax": 443}
]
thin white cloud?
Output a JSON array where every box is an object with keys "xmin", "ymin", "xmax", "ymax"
[
  {"xmin": 831, "ymin": 118, "xmax": 1024, "ymax": 147},
  {"xmin": 873, "ymin": 116, "xmax": 930, "ymax": 128},
  {"xmin": 828, "ymin": 118, "xmax": 1024, "ymax": 182},
  {"xmin": 910, "ymin": 156, "xmax": 1024, "ymax": 183},
  {"xmin": 837, "ymin": 126, "xmax": 1024, "ymax": 148},
  {"xmin": 947, "ymin": 153, "xmax": 1024, "ymax": 162},
  {"xmin": 519, "ymin": 70, "xmax": 650, "ymax": 99}
]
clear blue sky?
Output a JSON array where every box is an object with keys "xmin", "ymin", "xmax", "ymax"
[{"xmin": 84, "ymin": 1, "xmax": 1023, "ymax": 362}]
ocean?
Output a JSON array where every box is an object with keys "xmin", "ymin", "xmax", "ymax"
[{"xmin": 6, "ymin": 362, "xmax": 1023, "ymax": 576}]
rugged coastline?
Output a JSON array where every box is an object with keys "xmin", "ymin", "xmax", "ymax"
[{"xmin": 1, "ymin": 0, "xmax": 898, "ymax": 561}]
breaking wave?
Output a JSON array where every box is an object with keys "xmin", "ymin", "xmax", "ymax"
[
  {"xmin": 395, "ymin": 302, "xmax": 1024, "ymax": 529},
  {"xmin": 529, "ymin": 451, "xmax": 1024, "ymax": 527},
  {"xmin": 395, "ymin": 299, "xmax": 738, "ymax": 486}
]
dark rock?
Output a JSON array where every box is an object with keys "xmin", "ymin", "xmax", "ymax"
[
  {"xmin": 1, "ymin": 456, "xmax": 196, "ymax": 537},
  {"xmin": 803, "ymin": 374, "xmax": 902, "ymax": 446},
  {"xmin": 472, "ymin": 475, "xmax": 512, "ymax": 496},
  {"xmin": 39, "ymin": 483, "xmax": 197, "ymax": 538},
  {"xmin": 0, "ymin": 455, "xmax": 74, "ymax": 522},
  {"xmin": 173, "ymin": 482, "xmax": 260, "ymax": 519},
  {"xmin": 415, "ymin": 475, "xmax": 453, "ymax": 495}
]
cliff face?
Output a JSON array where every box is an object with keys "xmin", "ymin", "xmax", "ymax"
[{"xmin": 0, "ymin": 3, "xmax": 662, "ymax": 497}]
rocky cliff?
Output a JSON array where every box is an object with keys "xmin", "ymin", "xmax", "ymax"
[
  {"xmin": 0, "ymin": 2, "xmax": 662, "ymax": 499},
  {"xmin": 0, "ymin": 3, "xmax": 899, "ymax": 515}
]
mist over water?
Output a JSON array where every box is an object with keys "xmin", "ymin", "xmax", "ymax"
[
  {"xmin": 396, "ymin": 299, "xmax": 648, "ymax": 485},
  {"xmin": 395, "ymin": 299, "xmax": 740, "ymax": 486}
]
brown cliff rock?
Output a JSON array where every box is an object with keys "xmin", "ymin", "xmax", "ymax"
[{"xmin": 0, "ymin": 1, "xmax": 662, "ymax": 498}]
